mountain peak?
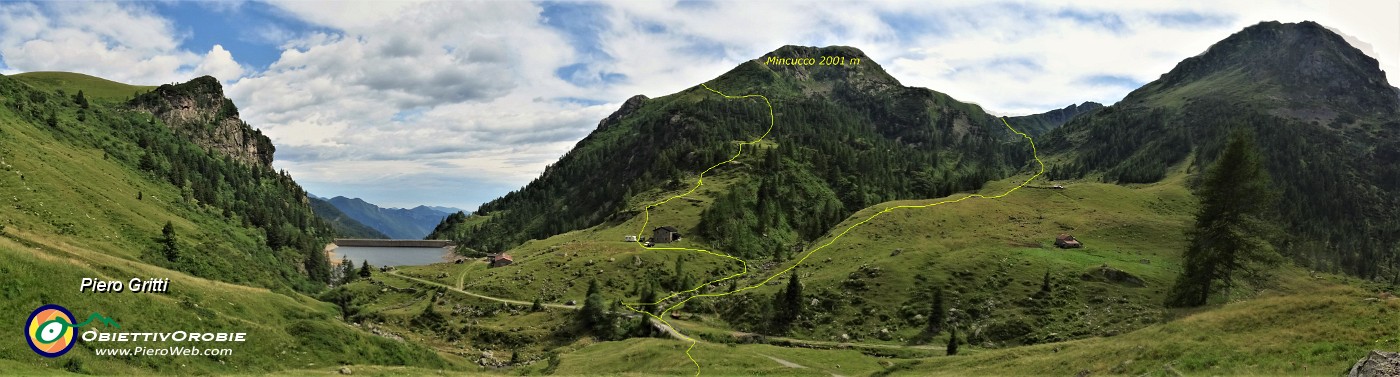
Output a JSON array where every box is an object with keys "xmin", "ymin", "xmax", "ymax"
[
  {"xmin": 1131, "ymin": 21, "xmax": 1397, "ymax": 117},
  {"xmin": 753, "ymin": 45, "xmax": 900, "ymax": 86},
  {"xmin": 703, "ymin": 45, "xmax": 901, "ymax": 96}
]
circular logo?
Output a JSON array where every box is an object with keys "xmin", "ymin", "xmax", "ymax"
[{"xmin": 26, "ymin": 304, "xmax": 76, "ymax": 358}]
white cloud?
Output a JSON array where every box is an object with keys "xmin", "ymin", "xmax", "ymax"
[
  {"xmin": 193, "ymin": 44, "xmax": 245, "ymax": 83},
  {"xmin": 3, "ymin": 0, "xmax": 1398, "ymax": 209},
  {"xmin": 0, "ymin": 1, "xmax": 248, "ymax": 86},
  {"xmin": 223, "ymin": 1, "xmax": 611, "ymax": 208}
]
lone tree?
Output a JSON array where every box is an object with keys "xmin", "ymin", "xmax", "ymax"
[
  {"xmin": 1167, "ymin": 131, "xmax": 1282, "ymax": 307},
  {"xmin": 927, "ymin": 286, "xmax": 946, "ymax": 334},
  {"xmin": 946, "ymin": 325, "xmax": 960, "ymax": 356},
  {"xmin": 771, "ymin": 269, "xmax": 804, "ymax": 334},
  {"xmin": 358, "ymin": 260, "xmax": 373, "ymax": 278},
  {"xmin": 159, "ymin": 221, "xmax": 179, "ymax": 262},
  {"xmin": 73, "ymin": 90, "xmax": 89, "ymax": 109},
  {"xmin": 340, "ymin": 257, "xmax": 356, "ymax": 284},
  {"xmin": 579, "ymin": 280, "xmax": 607, "ymax": 332},
  {"xmin": 638, "ymin": 282, "xmax": 658, "ymax": 314}
]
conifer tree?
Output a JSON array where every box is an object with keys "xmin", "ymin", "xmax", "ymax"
[
  {"xmin": 159, "ymin": 221, "xmax": 179, "ymax": 262},
  {"xmin": 358, "ymin": 260, "xmax": 373, "ymax": 278},
  {"xmin": 946, "ymin": 325, "xmax": 959, "ymax": 356},
  {"xmin": 771, "ymin": 270, "xmax": 804, "ymax": 333},
  {"xmin": 579, "ymin": 279, "xmax": 606, "ymax": 333},
  {"xmin": 928, "ymin": 286, "xmax": 946, "ymax": 334},
  {"xmin": 340, "ymin": 257, "xmax": 356, "ymax": 284},
  {"xmin": 1168, "ymin": 131, "xmax": 1281, "ymax": 307}
]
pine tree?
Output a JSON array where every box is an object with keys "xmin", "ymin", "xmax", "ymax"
[
  {"xmin": 928, "ymin": 286, "xmax": 945, "ymax": 334},
  {"xmin": 340, "ymin": 257, "xmax": 356, "ymax": 284},
  {"xmin": 946, "ymin": 325, "xmax": 959, "ymax": 356},
  {"xmin": 160, "ymin": 221, "xmax": 179, "ymax": 262},
  {"xmin": 1040, "ymin": 271, "xmax": 1051, "ymax": 295},
  {"xmin": 639, "ymin": 282, "xmax": 658, "ymax": 314},
  {"xmin": 771, "ymin": 270, "xmax": 803, "ymax": 333},
  {"xmin": 579, "ymin": 279, "xmax": 606, "ymax": 332},
  {"xmin": 1168, "ymin": 131, "xmax": 1282, "ymax": 307},
  {"xmin": 73, "ymin": 90, "xmax": 88, "ymax": 109},
  {"xmin": 532, "ymin": 297, "xmax": 544, "ymax": 312},
  {"xmin": 358, "ymin": 260, "xmax": 373, "ymax": 278}
]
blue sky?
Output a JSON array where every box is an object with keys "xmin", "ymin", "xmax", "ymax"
[{"xmin": 0, "ymin": 1, "xmax": 1396, "ymax": 210}]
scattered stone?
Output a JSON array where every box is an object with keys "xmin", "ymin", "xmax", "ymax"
[
  {"xmin": 1080, "ymin": 265, "xmax": 1145, "ymax": 287},
  {"xmin": 1139, "ymin": 259, "xmax": 1151, "ymax": 264},
  {"xmin": 1349, "ymin": 350, "xmax": 1400, "ymax": 377},
  {"xmin": 890, "ymin": 248, "xmax": 902, "ymax": 257},
  {"xmin": 633, "ymin": 255, "xmax": 642, "ymax": 266},
  {"xmin": 338, "ymin": 366, "xmax": 353, "ymax": 375},
  {"xmin": 565, "ymin": 300, "xmax": 577, "ymax": 306},
  {"xmin": 840, "ymin": 333, "xmax": 850, "ymax": 341},
  {"xmin": 1075, "ymin": 370, "xmax": 1090, "ymax": 377}
]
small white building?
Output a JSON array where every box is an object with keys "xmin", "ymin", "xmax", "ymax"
[{"xmin": 624, "ymin": 235, "xmax": 638, "ymax": 242}]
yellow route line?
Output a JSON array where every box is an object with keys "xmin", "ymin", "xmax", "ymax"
[{"xmin": 621, "ymin": 82, "xmax": 1044, "ymax": 377}]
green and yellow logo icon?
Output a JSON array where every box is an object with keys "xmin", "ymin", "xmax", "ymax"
[{"xmin": 26, "ymin": 304, "xmax": 77, "ymax": 358}]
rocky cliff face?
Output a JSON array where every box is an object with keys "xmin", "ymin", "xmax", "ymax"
[{"xmin": 130, "ymin": 76, "xmax": 275, "ymax": 167}]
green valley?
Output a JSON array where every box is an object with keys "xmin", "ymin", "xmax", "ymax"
[{"xmin": 1, "ymin": 5, "xmax": 1397, "ymax": 376}]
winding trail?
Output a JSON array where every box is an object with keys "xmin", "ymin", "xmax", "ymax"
[{"xmin": 618, "ymin": 82, "xmax": 1045, "ymax": 376}]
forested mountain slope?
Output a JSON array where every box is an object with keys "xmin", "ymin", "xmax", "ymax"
[
  {"xmin": 433, "ymin": 46, "xmax": 1066, "ymax": 256},
  {"xmin": 1040, "ymin": 21, "xmax": 1400, "ymax": 281},
  {"xmin": 2, "ymin": 72, "xmax": 333, "ymax": 290}
]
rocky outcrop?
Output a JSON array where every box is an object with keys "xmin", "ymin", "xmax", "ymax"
[
  {"xmin": 130, "ymin": 76, "xmax": 275, "ymax": 167},
  {"xmin": 1080, "ymin": 264, "xmax": 1146, "ymax": 287},
  {"xmin": 1348, "ymin": 350, "xmax": 1400, "ymax": 377},
  {"xmin": 596, "ymin": 94, "xmax": 648, "ymax": 131}
]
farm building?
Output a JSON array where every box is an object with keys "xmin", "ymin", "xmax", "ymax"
[
  {"xmin": 624, "ymin": 235, "xmax": 638, "ymax": 242},
  {"xmin": 653, "ymin": 226, "xmax": 682, "ymax": 243},
  {"xmin": 1055, "ymin": 234, "xmax": 1082, "ymax": 249},
  {"xmin": 487, "ymin": 253, "xmax": 514, "ymax": 268}
]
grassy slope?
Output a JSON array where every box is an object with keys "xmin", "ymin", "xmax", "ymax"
[
  {"xmin": 327, "ymin": 270, "xmax": 578, "ymax": 369},
  {"xmin": 9, "ymin": 71, "xmax": 157, "ymax": 101},
  {"xmin": 444, "ymin": 171, "xmax": 754, "ymax": 304},
  {"xmin": 0, "ymin": 75, "xmax": 456, "ymax": 373},
  {"xmin": 889, "ymin": 272, "xmax": 1398, "ymax": 376},
  {"xmin": 408, "ymin": 157, "xmax": 1395, "ymax": 375},
  {"xmin": 443, "ymin": 164, "xmax": 1195, "ymax": 344}
]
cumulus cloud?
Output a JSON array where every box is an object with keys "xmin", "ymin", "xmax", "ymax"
[
  {"xmin": 2, "ymin": 0, "xmax": 1397, "ymax": 209},
  {"xmin": 193, "ymin": 44, "xmax": 245, "ymax": 82},
  {"xmin": 0, "ymin": 2, "xmax": 254, "ymax": 86}
]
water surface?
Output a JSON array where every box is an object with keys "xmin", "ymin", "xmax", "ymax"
[{"xmin": 331, "ymin": 246, "xmax": 452, "ymax": 267}]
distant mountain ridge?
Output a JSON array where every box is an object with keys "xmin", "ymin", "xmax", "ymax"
[
  {"xmin": 1005, "ymin": 101, "xmax": 1104, "ymax": 136},
  {"xmin": 309, "ymin": 197, "xmax": 389, "ymax": 239},
  {"xmin": 1043, "ymin": 20, "xmax": 1400, "ymax": 279},
  {"xmin": 320, "ymin": 196, "xmax": 452, "ymax": 239}
]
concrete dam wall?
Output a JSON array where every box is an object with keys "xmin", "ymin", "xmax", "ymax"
[{"xmin": 332, "ymin": 239, "xmax": 454, "ymax": 248}]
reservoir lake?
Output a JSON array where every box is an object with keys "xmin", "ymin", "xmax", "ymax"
[{"xmin": 331, "ymin": 246, "xmax": 454, "ymax": 267}]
